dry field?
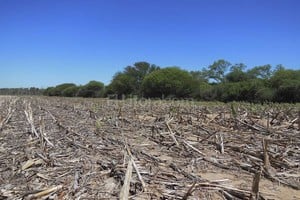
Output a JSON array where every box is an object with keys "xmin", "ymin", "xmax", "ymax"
[{"xmin": 0, "ymin": 96, "xmax": 299, "ymax": 200}]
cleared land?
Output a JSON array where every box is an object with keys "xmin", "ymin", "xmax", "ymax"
[{"xmin": 0, "ymin": 96, "xmax": 299, "ymax": 199}]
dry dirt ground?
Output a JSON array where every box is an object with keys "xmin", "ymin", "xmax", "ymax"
[{"xmin": 0, "ymin": 96, "xmax": 299, "ymax": 199}]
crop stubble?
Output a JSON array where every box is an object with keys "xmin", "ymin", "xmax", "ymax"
[{"xmin": 0, "ymin": 96, "xmax": 299, "ymax": 199}]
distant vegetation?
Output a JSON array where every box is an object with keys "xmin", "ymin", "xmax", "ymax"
[
  {"xmin": 43, "ymin": 81, "xmax": 105, "ymax": 98},
  {"xmin": 1, "ymin": 60, "xmax": 299, "ymax": 102},
  {"xmin": 106, "ymin": 60, "xmax": 300, "ymax": 103},
  {"xmin": 0, "ymin": 87, "xmax": 42, "ymax": 96}
]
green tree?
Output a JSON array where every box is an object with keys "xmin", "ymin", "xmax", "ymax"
[
  {"xmin": 126, "ymin": 62, "xmax": 159, "ymax": 84},
  {"xmin": 196, "ymin": 82, "xmax": 217, "ymax": 101},
  {"xmin": 107, "ymin": 61, "xmax": 160, "ymax": 97},
  {"xmin": 270, "ymin": 68, "xmax": 300, "ymax": 102},
  {"xmin": 45, "ymin": 83, "xmax": 76, "ymax": 96},
  {"xmin": 226, "ymin": 63, "xmax": 248, "ymax": 82},
  {"xmin": 238, "ymin": 80, "xmax": 265, "ymax": 102},
  {"xmin": 106, "ymin": 73, "xmax": 136, "ymax": 98},
  {"xmin": 77, "ymin": 81, "xmax": 105, "ymax": 98},
  {"xmin": 190, "ymin": 70, "xmax": 209, "ymax": 82},
  {"xmin": 141, "ymin": 67, "xmax": 198, "ymax": 98},
  {"xmin": 255, "ymin": 87, "xmax": 275, "ymax": 102},
  {"xmin": 43, "ymin": 87, "xmax": 54, "ymax": 96},
  {"xmin": 124, "ymin": 61, "xmax": 160, "ymax": 94},
  {"xmin": 269, "ymin": 68, "xmax": 298, "ymax": 88},
  {"xmin": 247, "ymin": 64, "xmax": 272, "ymax": 79},
  {"xmin": 62, "ymin": 86, "xmax": 79, "ymax": 97},
  {"xmin": 207, "ymin": 59, "xmax": 231, "ymax": 83},
  {"xmin": 220, "ymin": 82, "xmax": 242, "ymax": 102},
  {"xmin": 275, "ymin": 80, "xmax": 300, "ymax": 103},
  {"xmin": 219, "ymin": 79, "xmax": 268, "ymax": 102}
]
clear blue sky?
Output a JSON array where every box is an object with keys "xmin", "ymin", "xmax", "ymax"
[{"xmin": 1, "ymin": 0, "xmax": 299, "ymax": 88}]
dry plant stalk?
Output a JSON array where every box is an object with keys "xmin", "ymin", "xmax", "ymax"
[
  {"xmin": 21, "ymin": 159, "xmax": 44, "ymax": 170},
  {"xmin": 28, "ymin": 185, "xmax": 62, "ymax": 199},
  {"xmin": 125, "ymin": 143, "xmax": 147, "ymax": 191},
  {"xmin": 165, "ymin": 118, "xmax": 179, "ymax": 146},
  {"xmin": 0, "ymin": 99, "xmax": 15, "ymax": 130},
  {"xmin": 24, "ymin": 102, "xmax": 39, "ymax": 138},
  {"xmin": 182, "ymin": 182, "xmax": 196, "ymax": 200},
  {"xmin": 39, "ymin": 116, "xmax": 54, "ymax": 147},
  {"xmin": 250, "ymin": 169, "xmax": 262, "ymax": 200},
  {"xmin": 216, "ymin": 133, "xmax": 224, "ymax": 154},
  {"xmin": 183, "ymin": 140, "xmax": 206, "ymax": 156},
  {"xmin": 267, "ymin": 112, "xmax": 270, "ymax": 130},
  {"xmin": 298, "ymin": 110, "xmax": 300, "ymax": 131},
  {"xmin": 74, "ymin": 170, "xmax": 80, "ymax": 192},
  {"xmin": 262, "ymin": 138, "xmax": 270, "ymax": 170},
  {"xmin": 131, "ymin": 157, "xmax": 147, "ymax": 191},
  {"xmin": 119, "ymin": 159, "xmax": 133, "ymax": 200}
]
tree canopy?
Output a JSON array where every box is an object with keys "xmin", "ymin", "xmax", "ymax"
[
  {"xmin": 106, "ymin": 61, "xmax": 160, "ymax": 98},
  {"xmin": 141, "ymin": 67, "xmax": 198, "ymax": 98},
  {"xmin": 77, "ymin": 81, "xmax": 105, "ymax": 98},
  {"xmin": 43, "ymin": 81, "xmax": 105, "ymax": 98},
  {"xmin": 5, "ymin": 60, "xmax": 299, "ymax": 103}
]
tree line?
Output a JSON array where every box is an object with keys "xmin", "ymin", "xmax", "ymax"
[
  {"xmin": 1, "ymin": 60, "xmax": 299, "ymax": 102},
  {"xmin": 0, "ymin": 87, "xmax": 42, "ymax": 96},
  {"xmin": 43, "ymin": 81, "xmax": 105, "ymax": 98},
  {"xmin": 105, "ymin": 60, "xmax": 300, "ymax": 103}
]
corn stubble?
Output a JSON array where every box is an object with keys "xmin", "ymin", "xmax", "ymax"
[{"xmin": 0, "ymin": 96, "xmax": 299, "ymax": 200}]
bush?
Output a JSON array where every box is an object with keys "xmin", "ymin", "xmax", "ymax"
[
  {"xmin": 77, "ymin": 81, "xmax": 105, "ymax": 98},
  {"xmin": 62, "ymin": 86, "xmax": 79, "ymax": 97},
  {"xmin": 106, "ymin": 73, "xmax": 136, "ymax": 98},
  {"xmin": 142, "ymin": 67, "xmax": 198, "ymax": 98},
  {"xmin": 44, "ymin": 83, "xmax": 76, "ymax": 96}
]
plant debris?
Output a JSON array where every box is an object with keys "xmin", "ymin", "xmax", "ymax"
[{"xmin": 0, "ymin": 96, "xmax": 299, "ymax": 199}]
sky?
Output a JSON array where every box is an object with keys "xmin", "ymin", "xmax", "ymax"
[{"xmin": 0, "ymin": 0, "xmax": 299, "ymax": 88}]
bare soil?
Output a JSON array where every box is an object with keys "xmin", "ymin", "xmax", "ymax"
[{"xmin": 0, "ymin": 96, "xmax": 299, "ymax": 199}]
